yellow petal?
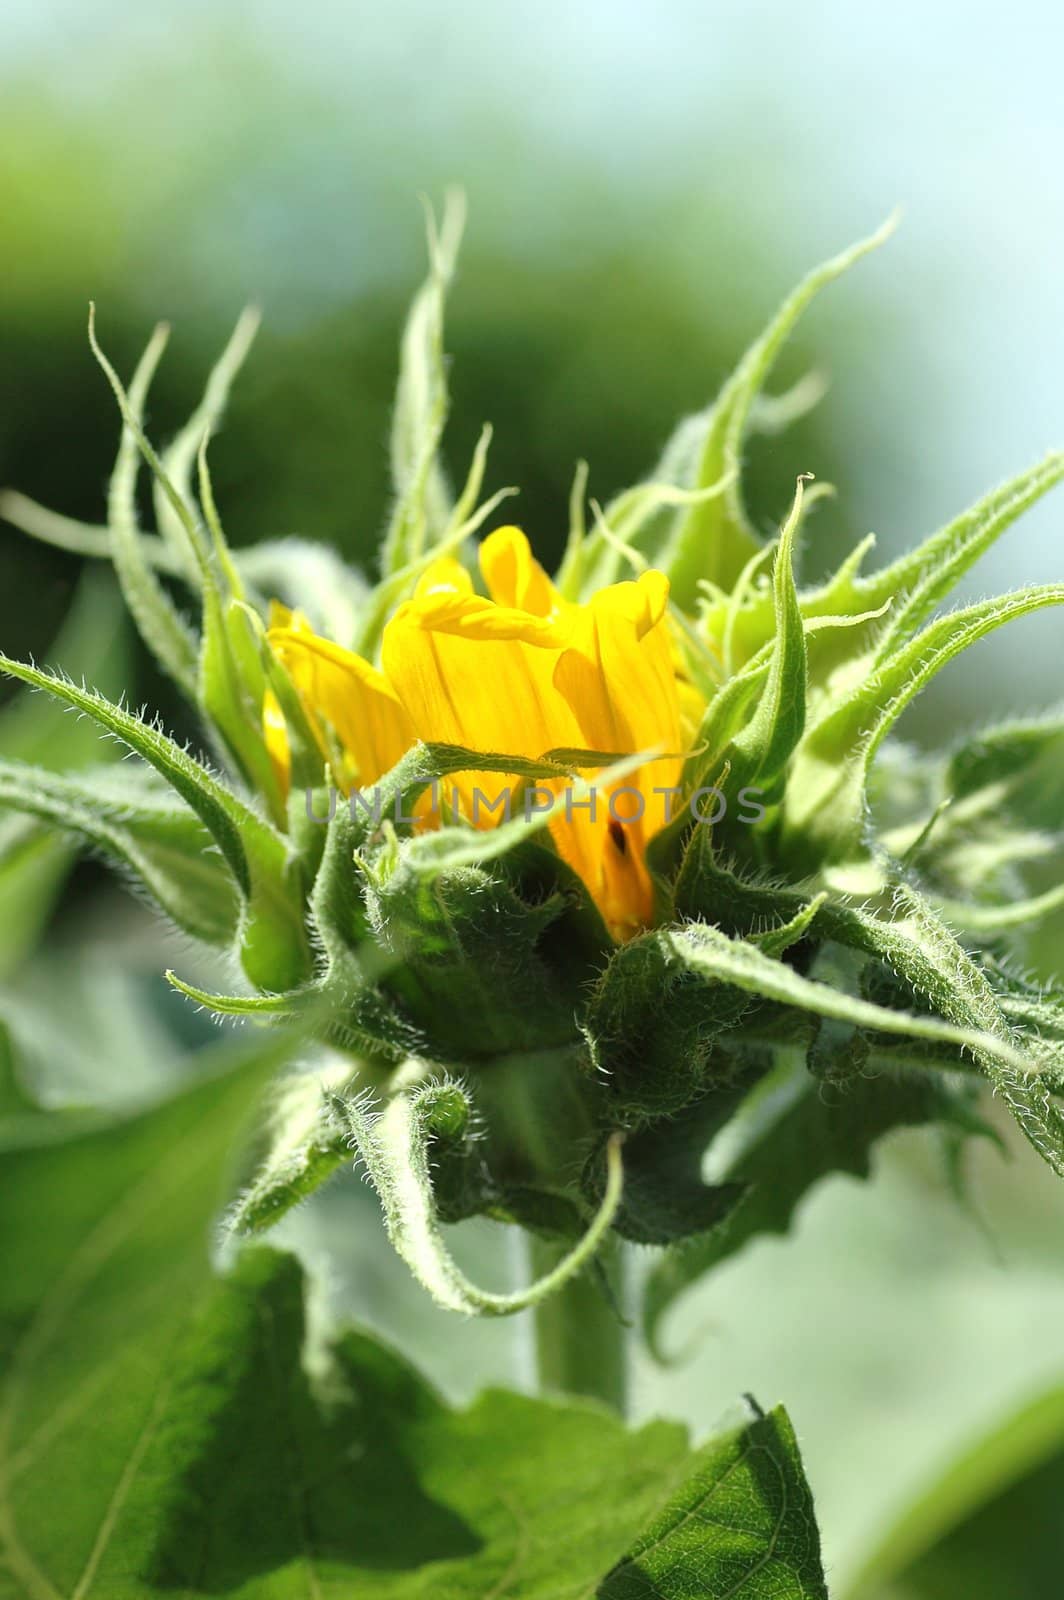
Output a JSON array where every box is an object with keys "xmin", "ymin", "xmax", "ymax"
[
  {"xmin": 383, "ymin": 585, "xmax": 571, "ymax": 752},
  {"xmin": 479, "ymin": 525, "xmax": 565, "ymax": 619},
  {"xmin": 382, "ymin": 579, "xmax": 580, "ymax": 825},
  {"xmin": 262, "ymin": 687, "xmax": 292, "ymax": 799},
  {"xmin": 549, "ymin": 571, "xmax": 683, "ymax": 937},
  {"xmin": 269, "ymin": 627, "xmax": 414, "ymax": 787},
  {"xmin": 414, "ymin": 557, "xmax": 474, "ymax": 600},
  {"xmin": 553, "ymin": 572, "xmax": 680, "ymax": 768}
]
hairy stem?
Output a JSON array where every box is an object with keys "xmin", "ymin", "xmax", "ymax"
[{"xmin": 529, "ymin": 1235, "xmax": 627, "ymax": 1414}]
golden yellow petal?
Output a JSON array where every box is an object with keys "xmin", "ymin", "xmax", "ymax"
[
  {"xmin": 268, "ymin": 627, "xmax": 414, "ymax": 787},
  {"xmin": 414, "ymin": 557, "xmax": 474, "ymax": 599},
  {"xmin": 479, "ymin": 525, "xmax": 564, "ymax": 619},
  {"xmin": 262, "ymin": 687, "xmax": 292, "ymax": 799},
  {"xmin": 548, "ymin": 569, "xmax": 685, "ymax": 934}
]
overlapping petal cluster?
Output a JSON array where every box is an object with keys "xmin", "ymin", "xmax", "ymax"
[{"xmin": 268, "ymin": 526, "xmax": 699, "ymax": 939}]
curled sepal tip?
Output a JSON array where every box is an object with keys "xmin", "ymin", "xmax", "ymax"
[{"xmin": 331, "ymin": 1085, "xmax": 625, "ymax": 1316}]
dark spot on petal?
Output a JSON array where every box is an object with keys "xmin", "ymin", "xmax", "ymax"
[{"xmin": 607, "ymin": 818, "xmax": 628, "ymax": 855}]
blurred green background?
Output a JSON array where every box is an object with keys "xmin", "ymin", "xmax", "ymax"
[{"xmin": 2, "ymin": 2, "xmax": 1063, "ymax": 1592}]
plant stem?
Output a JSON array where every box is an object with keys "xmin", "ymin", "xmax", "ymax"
[{"xmin": 529, "ymin": 1235, "xmax": 628, "ymax": 1414}]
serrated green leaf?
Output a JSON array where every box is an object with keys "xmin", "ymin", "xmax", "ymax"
[
  {"xmin": 600, "ymin": 1400, "xmax": 827, "ymax": 1599},
  {"xmin": 2, "ymin": 1190, "xmax": 831, "ymax": 1600}
]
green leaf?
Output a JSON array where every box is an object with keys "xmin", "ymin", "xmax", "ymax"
[
  {"xmin": 380, "ymin": 190, "xmax": 465, "ymax": 576},
  {"xmin": 642, "ymin": 1050, "xmax": 976, "ymax": 1355},
  {"xmin": 0, "ymin": 1026, "xmax": 306, "ymax": 1600},
  {"xmin": 1, "ymin": 1216, "xmax": 830, "ymax": 1600},
  {"xmin": 0, "ymin": 761, "xmax": 239, "ymax": 946},
  {"xmin": 600, "ymin": 1400, "xmax": 827, "ymax": 1599},
  {"xmin": 0, "ymin": 1011, "xmax": 830, "ymax": 1597}
]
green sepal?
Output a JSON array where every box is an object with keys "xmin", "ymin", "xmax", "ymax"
[
  {"xmin": 675, "ymin": 846, "xmax": 1064, "ymax": 1173},
  {"xmin": 582, "ymin": 1088, "xmax": 748, "ymax": 1246},
  {"xmin": 223, "ymin": 1051, "xmax": 359, "ymax": 1237},
  {"xmin": 0, "ymin": 656, "xmax": 310, "ymax": 990},
  {"xmin": 782, "ymin": 584, "xmax": 1064, "ymax": 870},
  {"xmin": 365, "ymin": 845, "xmax": 580, "ymax": 1061},
  {"xmin": 581, "ymin": 929, "xmax": 756, "ymax": 1123},
  {"xmin": 881, "ymin": 713, "xmax": 1064, "ymax": 926},
  {"xmin": 706, "ymin": 452, "xmax": 1064, "ymax": 684},
  {"xmin": 702, "ymin": 475, "xmax": 809, "ymax": 821},
  {"xmin": 92, "ymin": 309, "xmax": 287, "ymax": 822},
  {"xmin": 329, "ymin": 1084, "xmax": 625, "ymax": 1317},
  {"xmin": 89, "ymin": 312, "xmax": 200, "ymax": 695},
  {"xmin": 0, "ymin": 760, "xmax": 239, "ymax": 945},
  {"xmin": 614, "ymin": 217, "xmax": 894, "ymax": 606},
  {"xmin": 380, "ymin": 190, "xmax": 464, "ymax": 576}
]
